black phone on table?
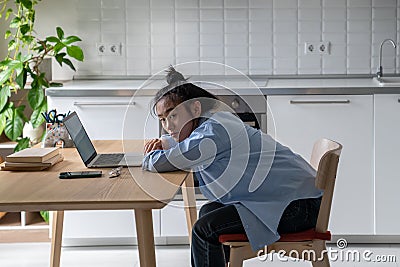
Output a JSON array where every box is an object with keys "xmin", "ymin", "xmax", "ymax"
[{"xmin": 59, "ymin": 171, "xmax": 102, "ymax": 179}]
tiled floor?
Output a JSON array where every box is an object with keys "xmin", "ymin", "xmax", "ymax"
[{"xmin": 0, "ymin": 243, "xmax": 399, "ymax": 267}]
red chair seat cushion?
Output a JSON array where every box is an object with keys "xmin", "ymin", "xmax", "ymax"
[{"xmin": 218, "ymin": 228, "xmax": 331, "ymax": 243}]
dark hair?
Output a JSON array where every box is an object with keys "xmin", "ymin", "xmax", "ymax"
[{"xmin": 151, "ymin": 66, "xmax": 219, "ymax": 116}]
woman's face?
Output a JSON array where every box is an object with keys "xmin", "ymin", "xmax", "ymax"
[{"xmin": 156, "ymin": 98, "xmax": 200, "ymax": 142}]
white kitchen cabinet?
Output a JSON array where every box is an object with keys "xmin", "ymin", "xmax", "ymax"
[
  {"xmin": 47, "ymin": 96, "xmax": 158, "ymax": 140},
  {"xmin": 62, "ymin": 210, "xmax": 161, "ymax": 246},
  {"xmin": 161, "ymin": 200, "xmax": 207, "ymax": 238},
  {"xmin": 374, "ymin": 94, "xmax": 400, "ymax": 234},
  {"xmin": 267, "ymin": 95, "xmax": 374, "ymax": 235},
  {"xmin": 47, "ymin": 95, "xmax": 160, "ymax": 246}
]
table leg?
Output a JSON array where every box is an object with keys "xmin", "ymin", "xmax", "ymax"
[
  {"xmin": 50, "ymin": 211, "xmax": 64, "ymax": 267},
  {"xmin": 182, "ymin": 172, "xmax": 197, "ymax": 244},
  {"xmin": 135, "ymin": 209, "xmax": 156, "ymax": 267}
]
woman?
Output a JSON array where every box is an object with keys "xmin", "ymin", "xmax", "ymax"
[{"xmin": 143, "ymin": 67, "xmax": 322, "ymax": 267}]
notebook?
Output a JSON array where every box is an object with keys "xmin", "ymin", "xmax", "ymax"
[{"xmin": 63, "ymin": 111, "xmax": 143, "ymax": 168}]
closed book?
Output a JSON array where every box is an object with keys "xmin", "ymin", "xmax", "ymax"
[
  {"xmin": 1, "ymin": 154, "xmax": 63, "ymax": 171},
  {"xmin": 5, "ymin": 147, "xmax": 59, "ymax": 163},
  {"xmin": 4, "ymin": 154, "xmax": 63, "ymax": 167}
]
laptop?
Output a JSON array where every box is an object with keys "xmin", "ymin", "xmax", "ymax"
[{"xmin": 63, "ymin": 111, "xmax": 143, "ymax": 168}]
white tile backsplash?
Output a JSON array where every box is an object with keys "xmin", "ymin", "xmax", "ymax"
[
  {"xmin": 298, "ymin": 8, "xmax": 322, "ymax": 21},
  {"xmin": 74, "ymin": 0, "xmax": 400, "ymax": 76},
  {"xmin": 175, "ymin": 0, "xmax": 199, "ymax": 8},
  {"xmin": 200, "ymin": 46, "xmax": 224, "ymax": 58},
  {"xmin": 199, "ymin": 0, "xmax": 223, "ymax": 9},
  {"xmin": 323, "ymin": 8, "xmax": 347, "ymax": 20},
  {"xmin": 176, "ymin": 9, "xmax": 199, "ymax": 21},
  {"xmin": 200, "ymin": 9, "xmax": 224, "ymax": 20},
  {"xmin": 373, "ymin": 7, "xmax": 397, "ymax": 19},
  {"xmin": 225, "ymin": 33, "xmax": 248, "ymax": 46},
  {"xmin": 323, "ymin": 0, "xmax": 346, "ymax": 8}
]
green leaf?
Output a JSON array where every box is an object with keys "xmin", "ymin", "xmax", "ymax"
[
  {"xmin": 15, "ymin": 68, "xmax": 27, "ymax": 89},
  {"xmin": 8, "ymin": 39, "xmax": 17, "ymax": 51},
  {"xmin": 62, "ymin": 58, "xmax": 76, "ymax": 71},
  {"xmin": 40, "ymin": 211, "xmax": 49, "ymax": 223},
  {"xmin": 5, "ymin": 107, "xmax": 25, "ymax": 141},
  {"xmin": 66, "ymin": 45, "xmax": 84, "ymax": 61},
  {"xmin": 0, "ymin": 86, "xmax": 11, "ymax": 112},
  {"xmin": 0, "ymin": 59, "xmax": 11, "ymax": 68},
  {"xmin": 46, "ymin": 36, "xmax": 59, "ymax": 43},
  {"xmin": 56, "ymin": 27, "xmax": 64, "ymax": 40},
  {"xmin": 0, "ymin": 112, "xmax": 6, "ymax": 136},
  {"xmin": 55, "ymin": 52, "xmax": 65, "ymax": 66},
  {"xmin": 53, "ymin": 42, "xmax": 65, "ymax": 54},
  {"xmin": 21, "ymin": 35, "xmax": 34, "ymax": 44},
  {"xmin": 4, "ymin": 103, "xmax": 13, "ymax": 119},
  {"xmin": 0, "ymin": 67, "xmax": 13, "ymax": 85},
  {"xmin": 20, "ymin": 0, "xmax": 33, "ymax": 10},
  {"xmin": 16, "ymin": 105, "xmax": 28, "ymax": 123},
  {"xmin": 30, "ymin": 100, "xmax": 47, "ymax": 128},
  {"xmin": 19, "ymin": 24, "xmax": 30, "ymax": 35},
  {"xmin": 9, "ymin": 17, "xmax": 21, "ymax": 28},
  {"xmin": 15, "ymin": 137, "xmax": 30, "ymax": 152},
  {"xmin": 63, "ymin": 35, "xmax": 81, "ymax": 45},
  {"xmin": 28, "ymin": 86, "xmax": 45, "ymax": 109},
  {"xmin": 5, "ymin": 30, "xmax": 12, "ymax": 39},
  {"xmin": 5, "ymin": 8, "xmax": 13, "ymax": 20},
  {"xmin": 49, "ymin": 82, "xmax": 63, "ymax": 87}
]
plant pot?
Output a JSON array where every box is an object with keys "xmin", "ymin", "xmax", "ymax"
[{"xmin": 23, "ymin": 122, "xmax": 45, "ymax": 145}]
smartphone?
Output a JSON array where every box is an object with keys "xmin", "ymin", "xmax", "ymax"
[{"xmin": 59, "ymin": 171, "xmax": 102, "ymax": 179}]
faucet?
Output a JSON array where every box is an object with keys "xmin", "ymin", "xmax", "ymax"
[{"xmin": 377, "ymin": 39, "xmax": 397, "ymax": 79}]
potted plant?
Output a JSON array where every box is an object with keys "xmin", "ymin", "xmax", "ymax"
[{"xmin": 0, "ymin": 0, "xmax": 84, "ymax": 151}]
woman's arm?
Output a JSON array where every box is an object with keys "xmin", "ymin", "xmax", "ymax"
[{"xmin": 143, "ymin": 124, "xmax": 226, "ymax": 173}]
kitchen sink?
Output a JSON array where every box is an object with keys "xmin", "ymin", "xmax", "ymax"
[{"xmin": 373, "ymin": 76, "xmax": 400, "ymax": 86}]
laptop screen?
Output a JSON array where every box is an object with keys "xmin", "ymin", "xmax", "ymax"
[{"xmin": 63, "ymin": 112, "xmax": 97, "ymax": 165}]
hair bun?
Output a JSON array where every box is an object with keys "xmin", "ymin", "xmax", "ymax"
[{"xmin": 165, "ymin": 65, "xmax": 187, "ymax": 85}]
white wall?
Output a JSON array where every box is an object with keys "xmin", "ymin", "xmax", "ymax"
[{"xmin": 3, "ymin": 0, "xmax": 400, "ymax": 78}]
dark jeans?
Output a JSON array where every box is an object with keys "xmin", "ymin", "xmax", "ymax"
[{"xmin": 191, "ymin": 197, "xmax": 322, "ymax": 267}]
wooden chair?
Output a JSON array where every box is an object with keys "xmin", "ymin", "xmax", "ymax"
[{"xmin": 218, "ymin": 138, "xmax": 343, "ymax": 267}]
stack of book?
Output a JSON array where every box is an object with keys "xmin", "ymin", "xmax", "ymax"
[{"xmin": 1, "ymin": 147, "xmax": 63, "ymax": 171}]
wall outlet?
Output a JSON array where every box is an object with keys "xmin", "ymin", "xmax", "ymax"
[
  {"xmin": 304, "ymin": 42, "xmax": 315, "ymax": 54},
  {"xmin": 318, "ymin": 42, "xmax": 330, "ymax": 55},
  {"xmin": 96, "ymin": 43, "xmax": 122, "ymax": 56},
  {"xmin": 304, "ymin": 41, "xmax": 331, "ymax": 55}
]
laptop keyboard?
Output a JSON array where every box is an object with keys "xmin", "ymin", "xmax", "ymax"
[{"xmin": 93, "ymin": 153, "xmax": 124, "ymax": 165}]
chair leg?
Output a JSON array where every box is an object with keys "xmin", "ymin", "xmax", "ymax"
[
  {"xmin": 229, "ymin": 245, "xmax": 256, "ymax": 267},
  {"xmin": 311, "ymin": 240, "xmax": 330, "ymax": 267}
]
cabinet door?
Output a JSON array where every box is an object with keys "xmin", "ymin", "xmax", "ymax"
[
  {"xmin": 267, "ymin": 95, "xmax": 374, "ymax": 235},
  {"xmin": 47, "ymin": 96, "xmax": 159, "ymax": 139},
  {"xmin": 375, "ymin": 94, "xmax": 400, "ymax": 234},
  {"xmin": 62, "ymin": 210, "xmax": 161, "ymax": 246},
  {"xmin": 161, "ymin": 201, "xmax": 207, "ymax": 237},
  {"xmin": 48, "ymin": 95, "xmax": 160, "ymax": 245}
]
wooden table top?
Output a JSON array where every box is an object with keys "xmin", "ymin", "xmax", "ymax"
[{"xmin": 0, "ymin": 140, "xmax": 188, "ymax": 212}]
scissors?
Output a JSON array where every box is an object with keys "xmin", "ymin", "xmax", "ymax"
[{"xmin": 42, "ymin": 110, "xmax": 70, "ymax": 124}]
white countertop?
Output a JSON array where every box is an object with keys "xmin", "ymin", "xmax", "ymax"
[{"xmin": 45, "ymin": 77, "xmax": 400, "ymax": 97}]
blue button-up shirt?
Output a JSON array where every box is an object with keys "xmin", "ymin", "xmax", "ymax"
[{"xmin": 143, "ymin": 111, "xmax": 322, "ymax": 250}]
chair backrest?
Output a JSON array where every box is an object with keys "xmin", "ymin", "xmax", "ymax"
[{"xmin": 310, "ymin": 138, "xmax": 342, "ymax": 233}]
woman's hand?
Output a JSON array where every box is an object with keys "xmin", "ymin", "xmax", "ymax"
[{"xmin": 144, "ymin": 139, "xmax": 163, "ymax": 154}]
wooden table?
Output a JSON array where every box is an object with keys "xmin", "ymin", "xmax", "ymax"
[{"xmin": 0, "ymin": 140, "xmax": 198, "ymax": 267}]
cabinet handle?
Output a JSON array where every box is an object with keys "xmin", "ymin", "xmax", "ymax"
[
  {"xmin": 289, "ymin": 100, "xmax": 351, "ymax": 104},
  {"xmin": 398, "ymin": 99, "xmax": 400, "ymax": 103},
  {"xmin": 74, "ymin": 101, "xmax": 136, "ymax": 106}
]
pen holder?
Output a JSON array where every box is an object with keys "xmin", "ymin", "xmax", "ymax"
[{"xmin": 42, "ymin": 123, "xmax": 74, "ymax": 148}]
